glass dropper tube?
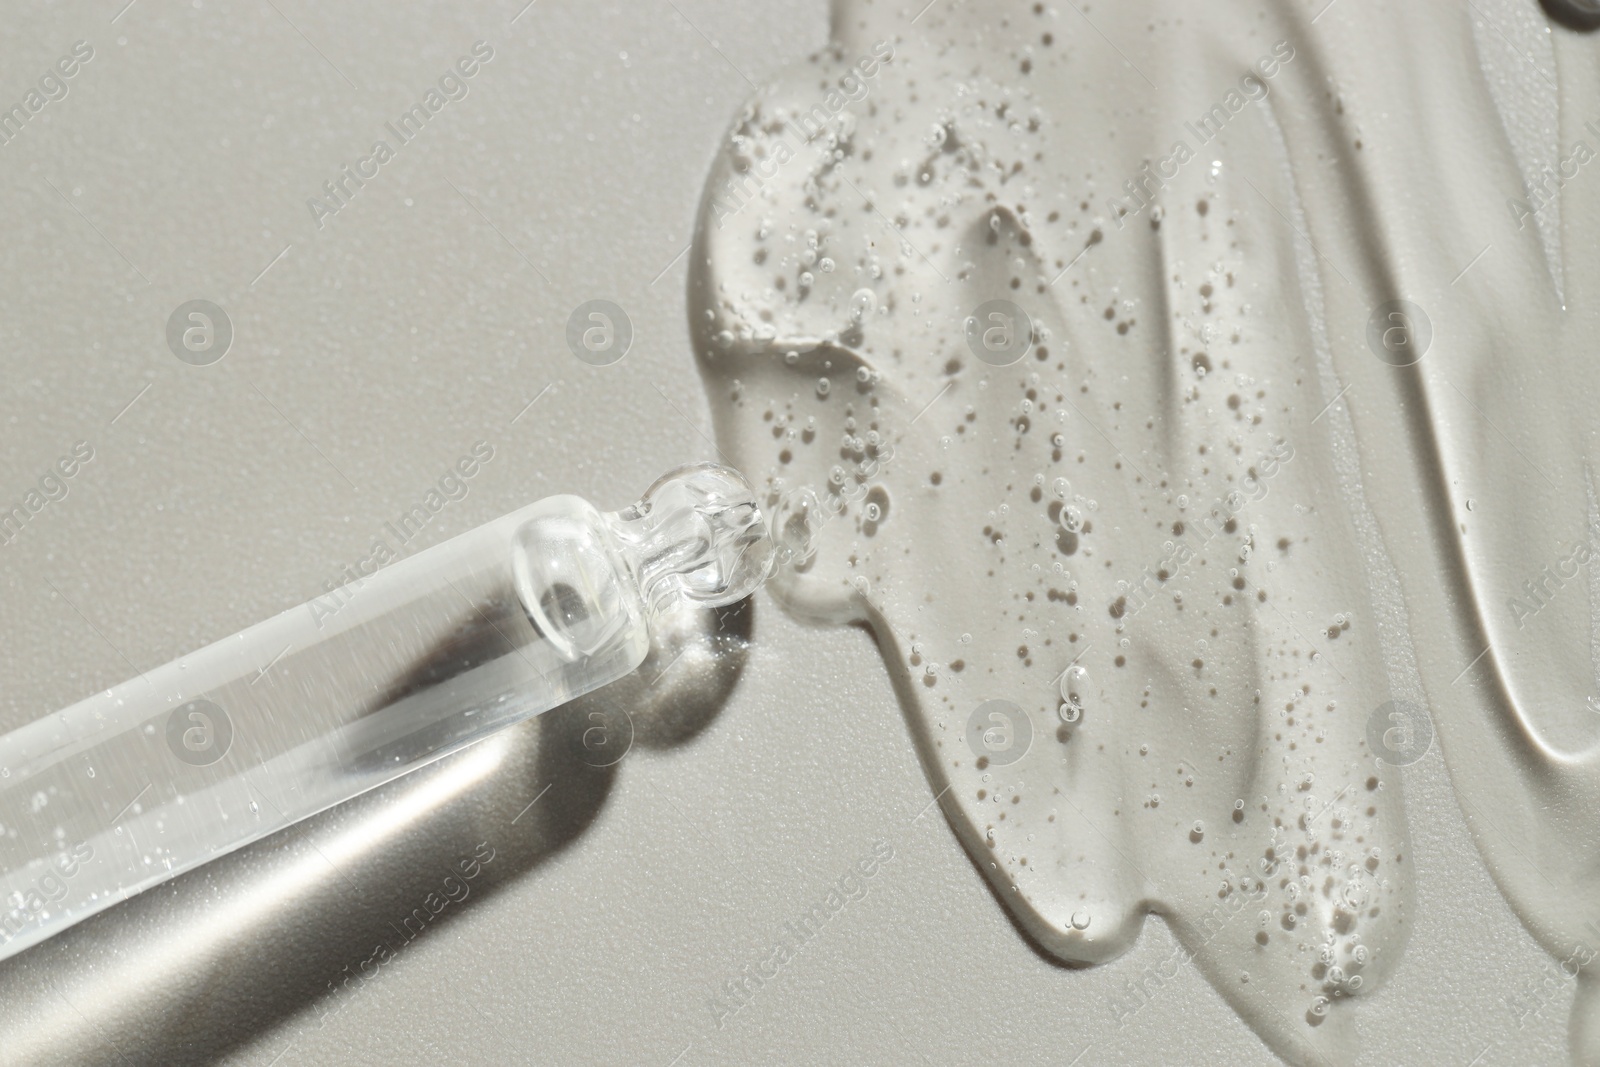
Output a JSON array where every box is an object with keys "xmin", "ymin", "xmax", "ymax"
[{"xmin": 0, "ymin": 462, "xmax": 773, "ymax": 964}]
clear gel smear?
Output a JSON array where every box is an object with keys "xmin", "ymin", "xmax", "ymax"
[{"xmin": 0, "ymin": 462, "xmax": 773, "ymax": 963}]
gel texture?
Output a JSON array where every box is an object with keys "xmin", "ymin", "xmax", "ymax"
[{"xmin": 689, "ymin": 1, "xmax": 1600, "ymax": 1062}]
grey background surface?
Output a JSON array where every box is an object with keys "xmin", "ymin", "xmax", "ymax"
[{"xmin": 0, "ymin": 1, "xmax": 1569, "ymax": 1063}]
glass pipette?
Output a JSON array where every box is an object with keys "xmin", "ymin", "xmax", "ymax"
[{"xmin": 0, "ymin": 462, "xmax": 774, "ymax": 964}]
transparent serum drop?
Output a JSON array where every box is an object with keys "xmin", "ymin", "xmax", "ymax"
[{"xmin": 0, "ymin": 463, "xmax": 773, "ymax": 963}]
